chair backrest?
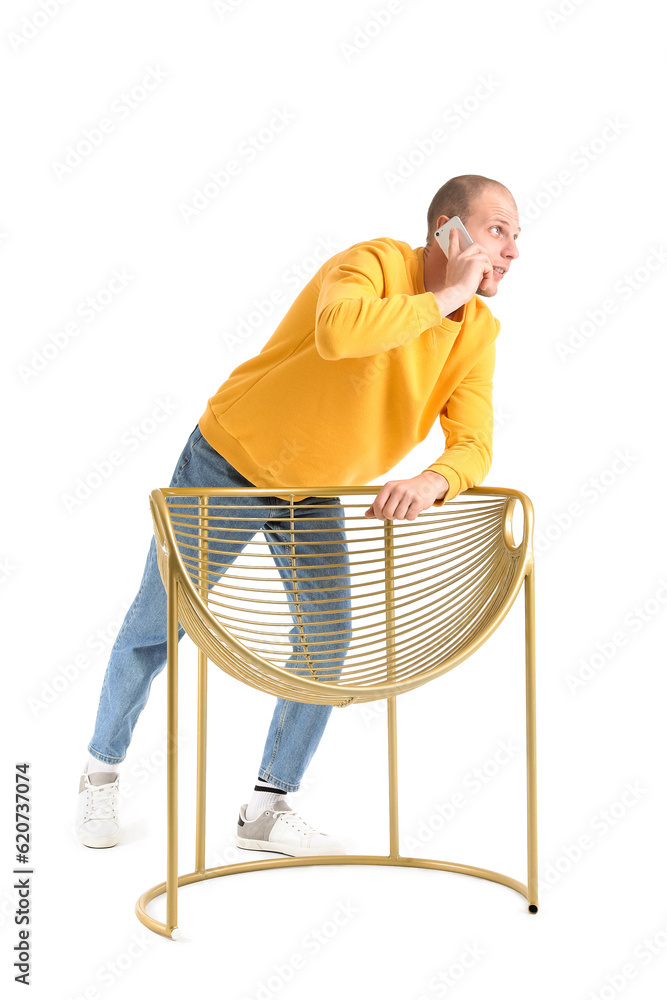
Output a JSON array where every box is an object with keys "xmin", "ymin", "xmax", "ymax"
[{"xmin": 149, "ymin": 486, "xmax": 533, "ymax": 707}]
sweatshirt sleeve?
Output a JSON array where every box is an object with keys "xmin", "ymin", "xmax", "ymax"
[
  {"xmin": 314, "ymin": 243, "xmax": 453, "ymax": 360},
  {"xmin": 423, "ymin": 333, "xmax": 497, "ymax": 504}
]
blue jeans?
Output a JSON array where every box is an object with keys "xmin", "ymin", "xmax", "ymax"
[{"xmin": 88, "ymin": 424, "xmax": 352, "ymax": 792}]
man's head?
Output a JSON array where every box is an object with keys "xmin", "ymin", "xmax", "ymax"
[{"xmin": 424, "ymin": 174, "xmax": 520, "ymax": 298}]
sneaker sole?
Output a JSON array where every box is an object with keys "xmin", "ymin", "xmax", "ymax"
[
  {"xmin": 76, "ymin": 831, "xmax": 120, "ymax": 849},
  {"xmin": 235, "ymin": 835, "xmax": 346, "ymax": 857}
]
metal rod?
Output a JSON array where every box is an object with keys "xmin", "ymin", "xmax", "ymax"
[
  {"xmin": 524, "ymin": 564, "xmax": 538, "ymax": 912},
  {"xmin": 166, "ymin": 566, "xmax": 179, "ymax": 934},
  {"xmin": 160, "ymin": 485, "xmax": 527, "ymax": 500},
  {"xmin": 384, "ymin": 519, "xmax": 399, "ymax": 859},
  {"xmin": 137, "ymin": 852, "xmax": 532, "ymax": 938},
  {"xmin": 288, "ymin": 493, "xmax": 317, "ymax": 678},
  {"xmin": 195, "ymin": 496, "xmax": 209, "ymax": 874}
]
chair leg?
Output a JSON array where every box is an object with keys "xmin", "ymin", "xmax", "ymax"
[
  {"xmin": 166, "ymin": 570, "xmax": 179, "ymax": 935},
  {"xmin": 524, "ymin": 565, "xmax": 538, "ymax": 913},
  {"xmin": 196, "ymin": 651, "xmax": 207, "ymax": 873},
  {"xmin": 387, "ymin": 695, "xmax": 399, "ymax": 859},
  {"xmin": 384, "ymin": 521, "xmax": 400, "ymax": 860}
]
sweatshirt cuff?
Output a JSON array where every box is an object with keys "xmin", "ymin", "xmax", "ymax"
[
  {"xmin": 424, "ymin": 465, "xmax": 462, "ymax": 504},
  {"xmin": 411, "ymin": 291, "xmax": 448, "ymax": 333}
]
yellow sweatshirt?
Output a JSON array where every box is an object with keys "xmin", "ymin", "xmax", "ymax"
[{"xmin": 199, "ymin": 237, "xmax": 500, "ymax": 504}]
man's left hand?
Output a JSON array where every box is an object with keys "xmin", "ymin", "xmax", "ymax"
[{"xmin": 364, "ymin": 471, "xmax": 449, "ymax": 521}]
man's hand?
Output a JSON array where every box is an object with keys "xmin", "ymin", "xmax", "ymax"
[
  {"xmin": 364, "ymin": 471, "xmax": 449, "ymax": 521},
  {"xmin": 433, "ymin": 227, "xmax": 495, "ymax": 318}
]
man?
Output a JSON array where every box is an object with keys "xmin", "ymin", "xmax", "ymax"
[{"xmin": 75, "ymin": 173, "xmax": 520, "ymax": 856}]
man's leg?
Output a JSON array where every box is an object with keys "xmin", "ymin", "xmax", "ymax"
[
  {"xmin": 86, "ymin": 425, "xmax": 271, "ymax": 766},
  {"xmin": 257, "ymin": 497, "xmax": 353, "ymax": 792},
  {"xmin": 80, "ymin": 425, "xmax": 350, "ymax": 854}
]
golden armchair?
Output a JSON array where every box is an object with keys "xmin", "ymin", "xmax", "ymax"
[{"xmin": 136, "ymin": 485, "xmax": 538, "ymax": 938}]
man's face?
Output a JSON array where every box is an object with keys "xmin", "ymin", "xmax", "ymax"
[{"xmin": 438, "ymin": 187, "xmax": 520, "ymax": 298}]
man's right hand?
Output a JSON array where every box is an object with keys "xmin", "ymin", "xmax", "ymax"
[{"xmin": 433, "ymin": 227, "xmax": 495, "ymax": 318}]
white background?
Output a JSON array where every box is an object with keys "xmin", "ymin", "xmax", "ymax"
[{"xmin": 2, "ymin": 1, "xmax": 666, "ymax": 998}]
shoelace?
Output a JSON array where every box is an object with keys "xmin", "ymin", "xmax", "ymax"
[
  {"xmin": 271, "ymin": 809, "xmax": 318, "ymax": 834},
  {"xmin": 85, "ymin": 780, "xmax": 118, "ymax": 822}
]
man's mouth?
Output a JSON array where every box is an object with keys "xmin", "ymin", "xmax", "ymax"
[{"xmin": 493, "ymin": 266, "xmax": 506, "ymax": 277}]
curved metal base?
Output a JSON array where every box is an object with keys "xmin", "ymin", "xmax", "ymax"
[
  {"xmin": 136, "ymin": 853, "xmax": 539, "ymax": 939},
  {"xmin": 141, "ymin": 549, "xmax": 538, "ymax": 940}
]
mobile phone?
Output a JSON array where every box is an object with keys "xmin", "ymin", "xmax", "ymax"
[{"xmin": 434, "ymin": 216, "xmax": 474, "ymax": 257}]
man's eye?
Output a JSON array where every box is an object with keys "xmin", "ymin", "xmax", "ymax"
[{"xmin": 491, "ymin": 225, "xmax": 501, "ymax": 234}]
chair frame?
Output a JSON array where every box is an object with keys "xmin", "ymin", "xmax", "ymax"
[{"xmin": 135, "ymin": 485, "xmax": 538, "ymax": 938}]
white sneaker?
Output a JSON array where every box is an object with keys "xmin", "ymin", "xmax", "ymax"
[
  {"xmin": 235, "ymin": 797, "xmax": 347, "ymax": 857},
  {"xmin": 76, "ymin": 767, "xmax": 120, "ymax": 848}
]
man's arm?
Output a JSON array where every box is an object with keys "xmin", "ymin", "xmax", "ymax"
[
  {"xmin": 314, "ymin": 243, "xmax": 460, "ymax": 360},
  {"xmin": 424, "ymin": 337, "xmax": 496, "ymax": 505},
  {"xmin": 364, "ymin": 336, "xmax": 496, "ymax": 519}
]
